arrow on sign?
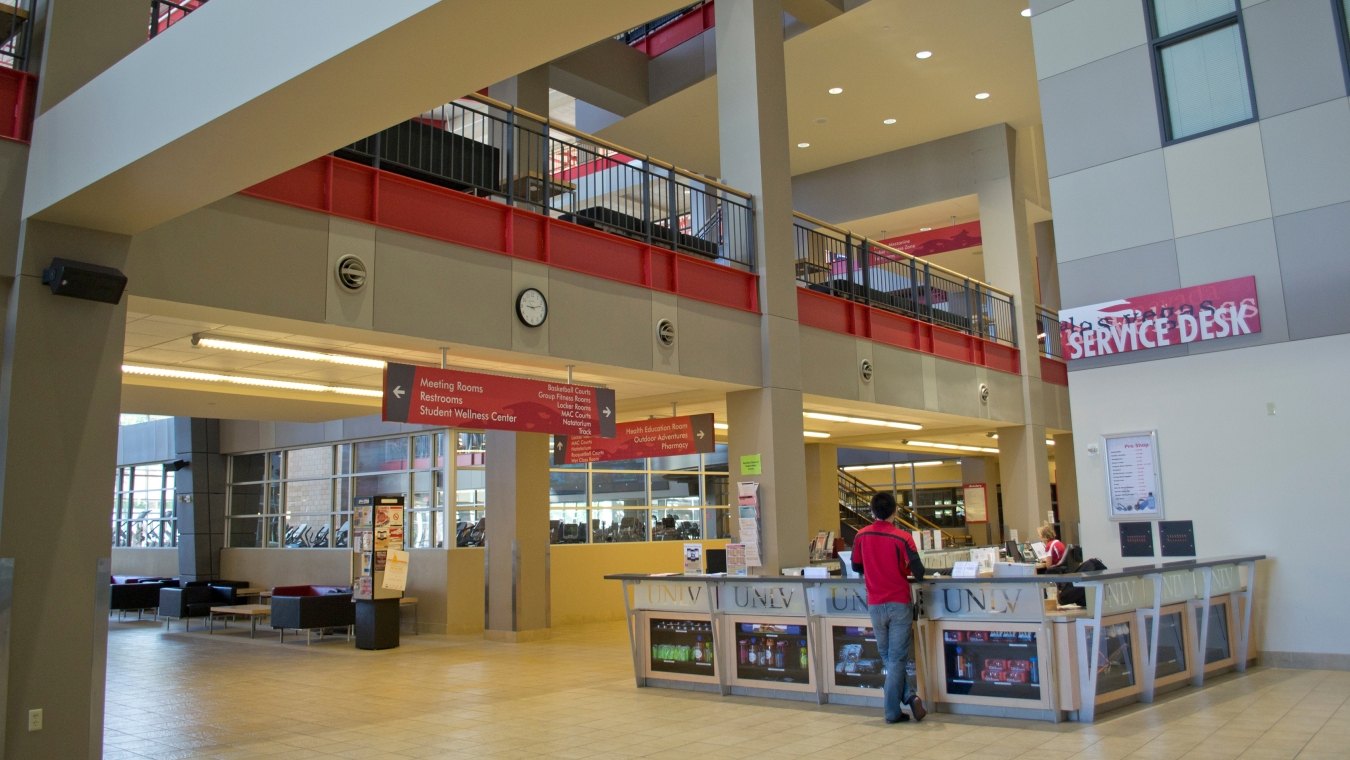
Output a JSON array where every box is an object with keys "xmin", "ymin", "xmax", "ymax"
[
  {"xmin": 602, "ymin": 406, "xmax": 612, "ymax": 418},
  {"xmin": 696, "ymin": 430, "xmax": 705, "ymax": 440},
  {"xmin": 391, "ymin": 386, "xmax": 405, "ymax": 399}
]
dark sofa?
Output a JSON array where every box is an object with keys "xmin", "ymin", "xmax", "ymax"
[
  {"xmin": 156, "ymin": 579, "xmax": 252, "ymax": 630},
  {"xmin": 109, "ymin": 578, "xmax": 170, "ymax": 620},
  {"xmin": 270, "ymin": 586, "xmax": 355, "ymax": 644},
  {"xmin": 560, "ymin": 206, "xmax": 718, "ymax": 258}
]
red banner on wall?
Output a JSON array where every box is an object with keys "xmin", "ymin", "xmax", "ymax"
[
  {"xmin": 1059, "ymin": 276, "xmax": 1261, "ymax": 360},
  {"xmin": 878, "ymin": 220, "xmax": 983, "ymax": 257},
  {"xmin": 553, "ymin": 413, "xmax": 715, "ymax": 465},
  {"xmin": 382, "ymin": 363, "xmax": 616, "ymax": 437}
]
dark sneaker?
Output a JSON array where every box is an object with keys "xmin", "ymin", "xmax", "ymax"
[
  {"xmin": 885, "ymin": 713, "xmax": 910, "ymax": 724},
  {"xmin": 909, "ymin": 696, "xmax": 927, "ymax": 722}
]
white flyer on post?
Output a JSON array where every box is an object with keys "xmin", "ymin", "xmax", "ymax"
[{"xmin": 381, "ymin": 549, "xmax": 410, "ymax": 591}]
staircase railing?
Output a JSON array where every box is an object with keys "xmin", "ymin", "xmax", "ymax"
[{"xmin": 837, "ymin": 467, "xmax": 965, "ymax": 546}]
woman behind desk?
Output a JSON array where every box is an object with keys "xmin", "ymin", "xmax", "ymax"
[{"xmin": 1038, "ymin": 523, "xmax": 1068, "ymax": 571}]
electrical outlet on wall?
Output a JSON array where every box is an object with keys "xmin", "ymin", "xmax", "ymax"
[{"xmin": 27, "ymin": 708, "xmax": 42, "ymax": 731}]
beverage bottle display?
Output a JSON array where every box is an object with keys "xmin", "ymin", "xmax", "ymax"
[
  {"xmin": 799, "ymin": 640, "xmax": 808, "ymax": 669},
  {"xmin": 955, "ymin": 646, "xmax": 966, "ymax": 678},
  {"xmin": 774, "ymin": 641, "xmax": 785, "ymax": 668},
  {"xmin": 738, "ymin": 638, "xmax": 749, "ymax": 664},
  {"xmin": 1030, "ymin": 656, "xmax": 1039, "ymax": 684},
  {"xmin": 693, "ymin": 635, "xmax": 705, "ymax": 662},
  {"xmin": 749, "ymin": 637, "xmax": 759, "ymax": 665}
]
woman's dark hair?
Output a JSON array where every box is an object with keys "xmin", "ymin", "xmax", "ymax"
[{"xmin": 870, "ymin": 492, "xmax": 897, "ymax": 521}]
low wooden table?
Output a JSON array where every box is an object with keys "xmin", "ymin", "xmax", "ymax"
[
  {"xmin": 209, "ymin": 604, "xmax": 271, "ymax": 638},
  {"xmin": 233, "ymin": 587, "xmax": 269, "ymax": 603}
]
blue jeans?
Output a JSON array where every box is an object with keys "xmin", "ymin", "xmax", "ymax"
[{"xmin": 868, "ymin": 602, "xmax": 914, "ymax": 722}]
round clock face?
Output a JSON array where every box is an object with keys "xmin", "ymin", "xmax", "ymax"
[{"xmin": 515, "ymin": 288, "xmax": 548, "ymax": 327}]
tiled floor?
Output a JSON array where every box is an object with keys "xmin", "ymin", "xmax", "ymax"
[{"xmin": 104, "ymin": 618, "xmax": 1350, "ymax": 759}]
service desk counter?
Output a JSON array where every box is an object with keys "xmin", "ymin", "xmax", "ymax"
[{"xmin": 606, "ymin": 554, "xmax": 1263, "ymax": 722}]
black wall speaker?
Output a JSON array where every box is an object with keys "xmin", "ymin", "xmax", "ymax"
[{"xmin": 41, "ymin": 258, "xmax": 128, "ymax": 304}]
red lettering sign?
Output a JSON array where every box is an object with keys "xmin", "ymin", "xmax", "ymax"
[
  {"xmin": 554, "ymin": 414, "xmax": 715, "ymax": 464},
  {"xmin": 382, "ymin": 363, "xmax": 616, "ymax": 437},
  {"xmin": 1059, "ymin": 276, "xmax": 1261, "ymax": 361}
]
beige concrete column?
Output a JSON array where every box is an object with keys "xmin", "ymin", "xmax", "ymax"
[
  {"xmin": 30, "ymin": 0, "xmax": 148, "ymax": 112},
  {"xmin": 803, "ymin": 443, "xmax": 839, "ymax": 540},
  {"xmin": 1052, "ymin": 433, "xmax": 1080, "ymax": 545},
  {"xmin": 0, "ymin": 219, "xmax": 129, "ymax": 759},
  {"xmin": 976, "ymin": 126, "xmax": 1053, "ymax": 540},
  {"xmin": 483, "ymin": 430, "xmax": 551, "ymax": 641},
  {"xmin": 717, "ymin": 0, "xmax": 808, "ymax": 572}
]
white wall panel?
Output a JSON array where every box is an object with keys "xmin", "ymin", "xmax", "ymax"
[
  {"xmin": 1050, "ymin": 151, "xmax": 1174, "ymax": 262},
  {"xmin": 1031, "ymin": 0, "xmax": 1147, "ymax": 80},
  {"xmin": 1164, "ymin": 124, "xmax": 1271, "ymax": 239}
]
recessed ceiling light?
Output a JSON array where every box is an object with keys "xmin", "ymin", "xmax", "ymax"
[
  {"xmin": 915, "ymin": 50, "xmax": 933, "ymax": 60},
  {"xmin": 803, "ymin": 411, "xmax": 922, "ymax": 431},
  {"xmin": 975, "ymin": 92, "xmax": 991, "ymax": 100},
  {"xmin": 1021, "ymin": 8, "xmax": 1032, "ymax": 17},
  {"xmin": 919, "ymin": 227, "xmax": 932, "ymax": 232},
  {"xmin": 192, "ymin": 335, "xmax": 387, "ymax": 368},
  {"xmin": 797, "ymin": 142, "xmax": 811, "ymax": 148},
  {"xmin": 827, "ymin": 87, "xmax": 844, "ymax": 95},
  {"xmin": 122, "ymin": 364, "xmax": 383, "ymax": 398},
  {"xmin": 883, "ymin": 118, "xmax": 897, "ymax": 125}
]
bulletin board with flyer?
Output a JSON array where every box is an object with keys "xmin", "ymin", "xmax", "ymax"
[{"xmin": 352, "ymin": 494, "xmax": 408, "ymax": 601}]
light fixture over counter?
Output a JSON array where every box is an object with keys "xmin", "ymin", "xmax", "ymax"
[
  {"xmin": 192, "ymin": 335, "xmax": 387, "ymax": 369},
  {"xmin": 123, "ymin": 364, "xmax": 383, "ymax": 398}
]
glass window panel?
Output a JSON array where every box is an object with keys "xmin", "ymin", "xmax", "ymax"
[
  {"xmin": 229, "ymin": 483, "xmax": 265, "ymax": 516},
  {"xmin": 353, "ymin": 473, "xmax": 408, "ymax": 499},
  {"xmin": 651, "ymin": 472, "xmax": 700, "ymax": 506},
  {"xmin": 354, "ymin": 438, "xmax": 409, "ymax": 473},
  {"xmin": 412, "ymin": 471, "xmax": 434, "ymax": 508},
  {"xmin": 457, "ymin": 432, "xmax": 486, "ymax": 467},
  {"xmin": 284, "ymin": 514, "xmax": 328, "ymax": 548},
  {"xmin": 549, "ymin": 471, "xmax": 587, "ymax": 506},
  {"xmin": 590, "ymin": 508, "xmax": 648, "ymax": 542},
  {"xmin": 549, "ymin": 509, "xmax": 589, "ymax": 544},
  {"xmin": 233, "ymin": 453, "xmax": 266, "ymax": 483},
  {"xmin": 704, "ymin": 473, "xmax": 729, "ymax": 506},
  {"xmin": 407, "ymin": 510, "xmax": 437, "ymax": 549},
  {"xmin": 650, "ymin": 453, "xmax": 702, "ymax": 471},
  {"xmin": 650, "ymin": 508, "xmax": 701, "ymax": 540},
  {"xmin": 267, "ymin": 451, "xmax": 282, "ymax": 480},
  {"xmin": 703, "ymin": 444, "xmax": 729, "ymax": 471},
  {"xmin": 435, "ymin": 432, "xmax": 449, "ymax": 469},
  {"xmin": 336, "ymin": 443, "xmax": 352, "ymax": 474},
  {"xmin": 702, "ymin": 508, "xmax": 730, "ymax": 540},
  {"xmin": 1161, "ymin": 24, "xmax": 1253, "ymax": 139},
  {"xmin": 283, "ymin": 478, "xmax": 333, "ymax": 514},
  {"xmin": 456, "ymin": 469, "xmax": 486, "ymax": 507},
  {"xmin": 228, "ymin": 517, "xmax": 262, "ymax": 548},
  {"xmin": 1153, "ymin": 0, "xmax": 1235, "ymax": 36},
  {"xmin": 413, "ymin": 434, "xmax": 434, "ymax": 470},
  {"xmin": 455, "ymin": 513, "xmax": 486, "ymax": 546},
  {"xmin": 132, "ymin": 468, "xmax": 162, "ymax": 492},
  {"xmin": 285, "ymin": 445, "xmax": 334, "ymax": 480},
  {"xmin": 593, "ymin": 471, "xmax": 647, "ymax": 507}
]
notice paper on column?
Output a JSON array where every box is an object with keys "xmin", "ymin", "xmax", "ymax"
[
  {"xmin": 381, "ymin": 549, "xmax": 410, "ymax": 591},
  {"xmin": 683, "ymin": 543, "xmax": 703, "ymax": 575},
  {"xmin": 737, "ymin": 518, "xmax": 763, "ymax": 567}
]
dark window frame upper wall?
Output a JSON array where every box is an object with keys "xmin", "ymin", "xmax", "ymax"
[
  {"xmin": 1335, "ymin": 0, "xmax": 1350, "ymax": 89},
  {"xmin": 1144, "ymin": 0, "xmax": 1259, "ymax": 144}
]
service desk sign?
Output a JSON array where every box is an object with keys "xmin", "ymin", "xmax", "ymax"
[
  {"xmin": 1059, "ymin": 276, "xmax": 1260, "ymax": 360},
  {"xmin": 553, "ymin": 413, "xmax": 714, "ymax": 465},
  {"xmin": 382, "ymin": 363, "xmax": 616, "ymax": 438}
]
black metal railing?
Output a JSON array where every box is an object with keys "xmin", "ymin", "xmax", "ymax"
[
  {"xmin": 794, "ymin": 214, "xmax": 1017, "ymax": 347},
  {"xmin": 1036, "ymin": 305, "xmax": 1063, "ymax": 359},
  {"xmin": 617, "ymin": 1, "xmax": 706, "ymax": 45},
  {"xmin": 1, "ymin": 0, "xmax": 34, "ymax": 70},
  {"xmin": 149, "ymin": 0, "xmax": 206, "ymax": 38},
  {"xmin": 336, "ymin": 95, "xmax": 756, "ymax": 270},
  {"xmin": 838, "ymin": 468, "xmax": 963, "ymax": 545}
]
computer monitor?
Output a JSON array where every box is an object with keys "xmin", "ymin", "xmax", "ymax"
[
  {"xmin": 705, "ymin": 548, "xmax": 727, "ymax": 574},
  {"xmin": 1004, "ymin": 540, "xmax": 1025, "ymax": 562}
]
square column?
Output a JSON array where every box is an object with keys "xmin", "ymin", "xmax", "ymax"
[
  {"xmin": 483, "ymin": 430, "xmax": 551, "ymax": 641},
  {"xmin": 0, "ymin": 220, "xmax": 129, "ymax": 759}
]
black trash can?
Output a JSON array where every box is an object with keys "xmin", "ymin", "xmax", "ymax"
[{"xmin": 355, "ymin": 598, "xmax": 400, "ymax": 650}]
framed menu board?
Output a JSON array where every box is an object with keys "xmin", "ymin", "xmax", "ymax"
[{"xmin": 1103, "ymin": 431, "xmax": 1163, "ymax": 521}]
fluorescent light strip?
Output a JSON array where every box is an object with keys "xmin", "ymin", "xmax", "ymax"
[
  {"xmin": 122, "ymin": 364, "xmax": 383, "ymax": 398},
  {"xmin": 905, "ymin": 440, "xmax": 999, "ymax": 454},
  {"xmin": 192, "ymin": 336, "xmax": 387, "ymax": 369},
  {"xmin": 844, "ymin": 461, "xmax": 947, "ymax": 471},
  {"xmin": 715, "ymin": 421, "xmax": 830, "ymax": 439},
  {"xmin": 803, "ymin": 411, "xmax": 922, "ymax": 430},
  {"xmin": 989, "ymin": 433, "xmax": 1056, "ymax": 445}
]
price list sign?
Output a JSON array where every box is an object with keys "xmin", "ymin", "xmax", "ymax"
[
  {"xmin": 1104, "ymin": 431, "xmax": 1163, "ymax": 520},
  {"xmin": 383, "ymin": 363, "xmax": 616, "ymax": 438}
]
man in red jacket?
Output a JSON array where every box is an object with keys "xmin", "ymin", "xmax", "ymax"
[{"xmin": 851, "ymin": 492, "xmax": 927, "ymax": 723}]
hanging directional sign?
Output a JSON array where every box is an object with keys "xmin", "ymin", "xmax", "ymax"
[
  {"xmin": 382, "ymin": 363, "xmax": 616, "ymax": 438},
  {"xmin": 553, "ymin": 413, "xmax": 715, "ymax": 465}
]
